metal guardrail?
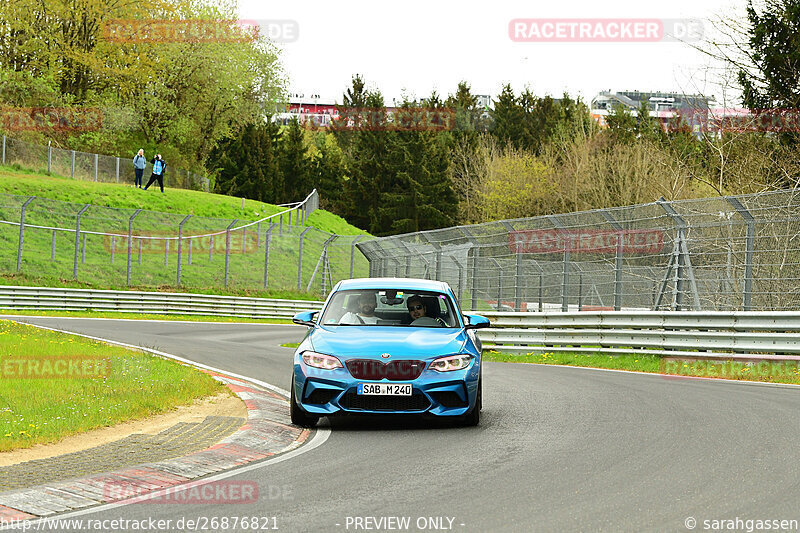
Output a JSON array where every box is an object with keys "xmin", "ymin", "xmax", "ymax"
[
  {"xmin": 8, "ymin": 287, "xmax": 791, "ymax": 361},
  {"xmin": 477, "ymin": 311, "xmax": 800, "ymax": 360},
  {"xmin": 0, "ymin": 286, "xmax": 324, "ymax": 319}
]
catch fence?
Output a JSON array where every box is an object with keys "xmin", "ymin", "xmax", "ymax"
[
  {"xmin": 357, "ymin": 189, "xmax": 800, "ymax": 312},
  {"xmin": 0, "ymin": 189, "xmax": 371, "ymax": 295}
]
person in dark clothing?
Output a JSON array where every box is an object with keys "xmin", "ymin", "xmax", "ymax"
[
  {"xmin": 143, "ymin": 154, "xmax": 167, "ymax": 193},
  {"xmin": 132, "ymin": 149, "xmax": 147, "ymax": 188}
]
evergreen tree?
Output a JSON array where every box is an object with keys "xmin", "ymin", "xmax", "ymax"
[
  {"xmin": 445, "ymin": 81, "xmax": 482, "ymax": 136},
  {"xmin": 341, "ymin": 90, "xmax": 395, "ymax": 233},
  {"xmin": 279, "ymin": 118, "xmax": 312, "ymax": 202},
  {"xmin": 605, "ymin": 104, "xmax": 638, "ymax": 143},
  {"xmin": 210, "ymin": 119, "xmax": 282, "ymax": 202},
  {"xmin": 380, "ymin": 99, "xmax": 457, "ymax": 235},
  {"xmin": 490, "ymin": 84, "xmax": 525, "ymax": 148},
  {"xmin": 312, "ymin": 131, "xmax": 348, "ymax": 214}
]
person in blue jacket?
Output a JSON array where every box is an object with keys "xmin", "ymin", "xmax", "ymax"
[
  {"xmin": 132, "ymin": 149, "xmax": 147, "ymax": 188},
  {"xmin": 144, "ymin": 154, "xmax": 167, "ymax": 193}
]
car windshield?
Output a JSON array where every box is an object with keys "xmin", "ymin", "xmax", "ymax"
[{"xmin": 319, "ymin": 289, "xmax": 460, "ymax": 327}]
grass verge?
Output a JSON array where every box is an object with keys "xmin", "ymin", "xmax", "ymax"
[
  {"xmin": 483, "ymin": 350, "xmax": 800, "ymax": 385},
  {"xmin": 0, "ymin": 320, "xmax": 227, "ymax": 452}
]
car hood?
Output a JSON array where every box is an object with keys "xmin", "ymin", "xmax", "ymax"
[{"xmin": 311, "ymin": 326, "xmax": 467, "ymax": 359}]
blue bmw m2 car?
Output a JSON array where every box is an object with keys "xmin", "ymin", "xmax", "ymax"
[{"xmin": 290, "ymin": 278, "xmax": 490, "ymax": 427}]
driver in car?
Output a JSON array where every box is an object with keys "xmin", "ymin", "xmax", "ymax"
[{"xmin": 339, "ymin": 292, "xmax": 380, "ymax": 325}]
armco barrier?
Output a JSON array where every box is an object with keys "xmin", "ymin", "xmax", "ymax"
[
  {"xmin": 0, "ymin": 286, "xmax": 323, "ymax": 319},
  {"xmin": 476, "ymin": 310, "xmax": 800, "ymax": 360}
]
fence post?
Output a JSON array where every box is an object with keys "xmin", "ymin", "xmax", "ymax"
[
  {"xmin": 350, "ymin": 236, "xmax": 364, "ymax": 278},
  {"xmin": 71, "ymin": 150, "xmax": 75, "ymax": 178},
  {"xmin": 82, "ymin": 234, "xmax": 87, "ymax": 263},
  {"xmin": 539, "ymin": 275, "xmax": 543, "ymax": 312},
  {"xmin": 16, "ymin": 196, "xmax": 36, "ymax": 272},
  {"xmin": 601, "ymin": 210, "xmax": 625, "ymax": 311},
  {"xmin": 279, "ymin": 214, "xmax": 283, "ymax": 235},
  {"xmin": 164, "ymin": 239, "xmax": 169, "ymax": 267},
  {"xmin": 115, "ymin": 157, "xmax": 120, "ymax": 183},
  {"xmin": 224, "ymin": 219, "xmax": 238, "ymax": 288},
  {"xmin": 263, "ymin": 223, "xmax": 275, "ymax": 288},
  {"xmin": 94, "ymin": 153, "xmax": 98, "ymax": 182},
  {"xmin": 177, "ymin": 214, "xmax": 192, "ymax": 286},
  {"xmin": 51, "ymin": 230, "xmax": 56, "ymax": 261},
  {"xmin": 73, "ymin": 205, "xmax": 90, "ymax": 278},
  {"xmin": 242, "ymin": 228, "xmax": 247, "ymax": 254},
  {"xmin": 657, "ymin": 198, "xmax": 701, "ymax": 311},
  {"xmin": 127, "ymin": 209, "xmax": 142, "ymax": 286},
  {"xmin": 2, "ymin": 136, "xmax": 5, "ymax": 165},
  {"xmin": 47, "ymin": 142, "xmax": 52, "ymax": 174},
  {"xmin": 514, "ymin": 252, "xmax": 523, "ymax": 312},
  {"xmin": 547, "ymin": 215, "xmax": 570, "ymax": 312},
  {"xmin": 110, "ymin": 236, "xmax": 115, "ymax": 264},
  {"xmin": 209, "ymin": 235, "xmax": 214, "ymax": 262},
  {"xmin": 496, "ymin": 264, "xmax": 502, "ymax": 310},
  {"xmin": 297, "ymin": 227, "xmax": 312, "ymax": 290},
  {"xmin": 727, "ymin": 197, "xmax": 755, "ymax": 311}
]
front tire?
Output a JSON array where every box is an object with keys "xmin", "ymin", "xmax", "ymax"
[
  {"xmin": 462, "ymin": 379, "xmax": 481, "ymax": 426},
  {"xmin": 290, "ymin": 376, "xmax": 319, "ymax": 428}
]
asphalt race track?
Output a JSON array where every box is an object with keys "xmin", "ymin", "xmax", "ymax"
[{"xmin": 12, "ymin": 317, "xmax": 800, "ymax": 532}]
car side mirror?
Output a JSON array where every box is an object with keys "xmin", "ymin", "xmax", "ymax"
[
  {"xmin": 292, "ymin": 311, "xmax": 318, "ymax": 327},
  {"xmin": 463, "ymin": 314, "xmax": 490, "ymax": 330}
]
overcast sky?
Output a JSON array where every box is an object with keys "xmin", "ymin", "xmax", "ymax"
[{"xmin": 237, "ymin": 0, "xmax": 743, "ymax": 105}]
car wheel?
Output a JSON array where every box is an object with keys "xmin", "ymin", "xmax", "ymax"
[
  {"xmin": 290, "ymin": 376, "xmax": 319, "ymax": 428},
  {"xmin": 462, "ymin": 379, "xmax": 481, "ymax": 427}
]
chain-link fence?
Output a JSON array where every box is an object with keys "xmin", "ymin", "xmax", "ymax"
[
  {"xmin": 357, "ymin": 189, "xmax": 800, "ymax": 312},
  {"xmin": 1, "ymin": 136, "xmax": 210, "ymax": 192},
  {"xmin": 0, "ymin": 189, "xmax": 371, "ymax": 295}
]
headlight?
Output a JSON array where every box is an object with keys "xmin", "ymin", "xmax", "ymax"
[
  {"xmin": 429, "ymin": 354, "xmax": 473, "ymax": 372},
  {"xmin": 302, "ymin": 351, "xmax": 343, "ymax": 370}
]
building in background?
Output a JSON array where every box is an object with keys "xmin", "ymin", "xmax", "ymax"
[{"xmin": 590, "ymin": 90, "xmax": 712, "ymax": 131}]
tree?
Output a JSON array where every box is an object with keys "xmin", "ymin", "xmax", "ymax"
[
  {"xmin": 604, "ymin": 104, "xmax": 638, "ymax": 143},
  {"xmin": 380, "ymin": 99, "xmax": 457, "ymax": 234},
  {"xmin": 490, "ymin": 84, "xmax": 524, "ymax": 149},
  {"xmin": 210, "ymin": 119, "xmax": 282, "ymax": 202},
  {"xmin": 311, "ymin": 131, "xmax": 348, "ymax": 214},
  {"xmin": 279, "ymin": 118, "xmax": 312, "ymax": 202},
  {"xmin": 339, "ymin": 86, "xmax": 394, "ymax": 233},
  {"xmin": 736, "ymin": 0, "xmax": 800, "ymax": 111}
]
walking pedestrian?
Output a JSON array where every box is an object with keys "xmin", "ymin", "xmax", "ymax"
[
  {"xmin": 143, "ymin": 154, "xmax": 167, "ymax": 193},
  {"xmin": 132, "ymin": 149, "xmax": 146, "ymax": 188}
]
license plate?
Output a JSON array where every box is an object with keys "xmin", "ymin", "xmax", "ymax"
[{"xmin": 357, "ymin": 383, "xmax": 412, "ymax": 396}]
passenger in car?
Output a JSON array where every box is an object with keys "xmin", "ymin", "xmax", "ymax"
[
  {"xmin": 339, "ymin": 292, "xmax": 380, "ymax": 325},
  {"xmin": 406, "ymin": 295, "xmax": 442, "ymax": 327}
]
